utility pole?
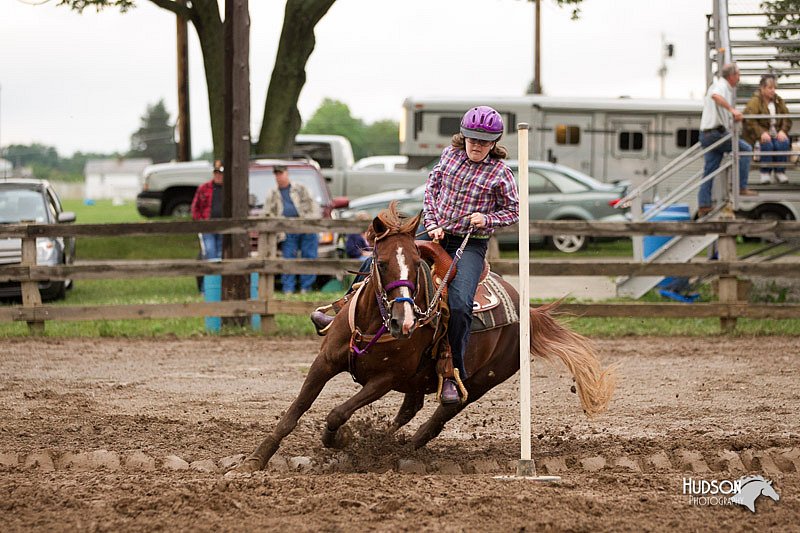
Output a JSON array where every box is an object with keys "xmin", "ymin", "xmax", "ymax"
[
  {"xmin": 659, "ymin": 33, "xmax": 675, "ymax": 98},
  {"xmin": 533, "ymin": 0, "xmax": 542, "ymax": 94},
  {"xmin": 222, "ymin": 0, "xmax": 251, "ymax": 312},
  {"xmin": 176, "ymin": 0, "xmax": 191, "ymax": 161}
]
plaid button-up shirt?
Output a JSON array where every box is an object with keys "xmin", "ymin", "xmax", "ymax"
[{"xmin": 423, "ymin": 145, "xmax": 520, "ymax": 237}]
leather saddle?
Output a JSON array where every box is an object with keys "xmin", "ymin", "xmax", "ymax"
[{"xmin": 416, "ymin": 240, "xmax": 498, "ymax": 313}]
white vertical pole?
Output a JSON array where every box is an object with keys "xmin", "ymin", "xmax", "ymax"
[{"xmin": 516, "ymin": 123, "xmax": 533, "ymax": 477}]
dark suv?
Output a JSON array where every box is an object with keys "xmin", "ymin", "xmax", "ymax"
[{"xmin": 0, "ymin": 178, "xmax": 77, "ymax": 300}]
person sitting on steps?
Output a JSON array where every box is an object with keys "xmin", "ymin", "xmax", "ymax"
[{"xmin": 743, "ymin": 74, "xmax": 793, "ymax": 185}]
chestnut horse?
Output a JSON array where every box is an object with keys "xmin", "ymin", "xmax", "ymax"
[{"xmin": 235, "ymin": 203, "xmax": 615, "ymax": 473}]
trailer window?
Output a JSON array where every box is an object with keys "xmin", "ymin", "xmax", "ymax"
[
  {"xmin": 676, "ymin": 128, "xmax": 700, "ymax": 148},
  {"xmin": 555, "ymin": 125, "xmax": 580, "ymax": 145},
  {"xmin": 438, "ymin": 117, "xmax": 462, "ymax": 136},
  {"xmin": 618, "ymin": 131, "xmax": 644, "ymax": 151}
]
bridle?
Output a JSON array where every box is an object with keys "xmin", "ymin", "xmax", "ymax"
[
  {"xmin": 371, "ymin": 226, "xmax": 473, "ymax": 331},
  {"xmin": 350, "ymin": 223, "xmax": 473, "ymax": 359},
  {"xmin": 369, "ymin": 227, "xmax": 422, "ymax": 332}
]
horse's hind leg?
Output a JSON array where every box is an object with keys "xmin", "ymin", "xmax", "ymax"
[
  {"xmin": 322, "ymin": 374, "xmax": 395, "ymax": 449},
  {"xmin": 387, "ymin": 390, "xmax": 425, "ymax": 435},
  {"xmin": 235, "ymin": 355, "xmax": 340, "ymax": 473},
  {"xmin": 409, "ymin": 359, "xmax": 515, "ymax": 449},
  {"xmin": 408, "ymin": 403, "xmax": 462, "ymax": 449}
]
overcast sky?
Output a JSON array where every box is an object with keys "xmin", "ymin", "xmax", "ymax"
[{"xmin": 1, "ymin": 0, "xmax": 711, "ymax": 157}]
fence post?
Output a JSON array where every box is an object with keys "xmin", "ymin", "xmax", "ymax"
[
  {"xmin": 257, "ymin": 230, "xmax": 277, "ymax": 334},
  {"xmin": 21, "ymin": 236, "xmax": 44, "ymax": 335},
  {"xmin": 631, "ymin": 195, "xmax": 644, "ymax": 262},
  {"xmin": 717, "ymin": 231, "xmax": 738, "ymax": 334}
]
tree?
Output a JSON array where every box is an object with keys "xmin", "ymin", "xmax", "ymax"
[
  {"xmin": 362, "ymin": 120, "xmax": 400, "ymax": 157},
  {"xmin": 301, "ymin": 98, "xmax": 366, "ymax": 158},
  {"xmin": 759, "ymin": 1, "xmax": 800, "ymax": 66},
  {"xmin": 3, "ymin": 144, "xmax": 119, "ymax": 182},
  {"xmin": 4, "ymin": 144, "xmax": 60, "ymax": 169},
  {"xmin": 128, "ymin": 99, "xmax": 176, "ymax": 163},
  {"xmin": 58, "ymin": 0, "xmax": 336, "ymax": 158},
  {"xmin": 301, "ymin": 99, "xmax": 400, "ymax": 160}
]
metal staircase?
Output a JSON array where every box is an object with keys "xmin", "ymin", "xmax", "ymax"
[{"xmin": 616, "ymin": 0, "xmax": 800, "ymax": 299}]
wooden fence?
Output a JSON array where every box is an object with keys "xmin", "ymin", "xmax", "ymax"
[{"xmin": 2, "ymin": 217, "xmax": 800, "ymax": 334}]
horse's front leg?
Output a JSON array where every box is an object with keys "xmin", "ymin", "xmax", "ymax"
[
  {"xmin": 234, "ymin": 355, "xmax": 341, "ymax": 473},
  {"xmin": 387, "ymin": 390, "xmax": 425, "ymax": 436},
  {"xmin": 322, "ymin": 374, "xmax": 395, "ymax": 449}
]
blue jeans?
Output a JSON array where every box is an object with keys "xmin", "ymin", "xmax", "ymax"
[
  {"xmin": 281, "ymin": 233, "xmax": 319, "ymax": 292},
  {"xmin": 698, "ymin": 130, "xmax": 752, "ymax": 208},
  {"xmin": 760, "ymin": 137, "xmax": 791, "ymax": 174},
  {"xmin": 201, "ymin": 233, "xmax": 223, "ymax": 260},
  {"xmin": 439, "ymin": 233, "xmax": 488, "ymax": 380}
]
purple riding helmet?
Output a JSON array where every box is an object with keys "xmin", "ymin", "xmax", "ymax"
[{"xmin": 460, "ymin": 105, "xmax": 504, "ymax": 141}]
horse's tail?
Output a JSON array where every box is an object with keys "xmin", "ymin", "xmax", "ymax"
[{"xmin": 528, "ymin": 301, "xmax": 616, "ymax": 417}]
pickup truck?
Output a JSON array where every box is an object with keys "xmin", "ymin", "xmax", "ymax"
[
  {"xmin": 293, "ymin": 134, "xmax": 429, "ymax": 198},
  {"xmin": 135, "ymin": 135, "xmax": 430, "ymax": 218}
]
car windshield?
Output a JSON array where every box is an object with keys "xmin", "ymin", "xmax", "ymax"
[
  {"xmin": 0, "ymin": 188, "xmax": 48, "ymax": 223},
  {"xmin": 249, "ymin": 168, "xmax": 329, "ymax": 207}
]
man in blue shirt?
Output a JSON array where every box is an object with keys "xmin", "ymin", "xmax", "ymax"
[{"xmin": 265, "ymin": 165, "xmax": 321, "ymax": 293}]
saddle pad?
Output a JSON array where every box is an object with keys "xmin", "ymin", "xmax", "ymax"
[{"xmin": 471, "ymin": 273, "xmax": 519, "ymax": 333}]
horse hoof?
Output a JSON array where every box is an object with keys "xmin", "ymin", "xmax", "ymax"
[
  {"xmin": 322, "ymin": 426, "xmax": 352, "ymax": 449},
  {"xmin": 229, "ymin": 456, "xmax": 262, "ymax": 474}
]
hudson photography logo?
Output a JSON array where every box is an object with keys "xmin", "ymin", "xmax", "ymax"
[{"xmin": 682, "ymin": 475, "xmax": 781, "ymax": 512}]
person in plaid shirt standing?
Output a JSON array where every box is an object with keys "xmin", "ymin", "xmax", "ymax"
[
  {"xmin": 191, "ymin": 160, "xmax": 225, "ymax": 261},
  {"xmin": 424, "ymin": 106, "xmax": 520, "ymax": 404}
]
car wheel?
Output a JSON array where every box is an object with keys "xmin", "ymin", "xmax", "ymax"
[
  {"xmin": 168, "ymin": 202, "xmax": 192, "ymax": 218},
  {"xmin": 551, "ymin": 233, "xmax": 586, "ymax": 253},
  {"xmin": 549, "ymin": 218, "xmax": 587, "ymax": 253},
  {"xmin": 752, "ymin": 206, "xmax": 793, "ymax": 243},
  {"xmin": 163, "ymin": 195, "xmax": 194, "ymax": 218},
  {"xmin": 41, "ymin": 281, "xmax": 67, "ymax": 301}
]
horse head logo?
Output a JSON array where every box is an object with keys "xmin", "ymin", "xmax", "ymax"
[{"xmin": 730, "ymin": 475, "xmax": 780, "ymax": 513}]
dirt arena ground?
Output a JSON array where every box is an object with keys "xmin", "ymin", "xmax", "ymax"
[{"xmin": 1, "ymin": 335, "xmax": 798, "ymax": 531}]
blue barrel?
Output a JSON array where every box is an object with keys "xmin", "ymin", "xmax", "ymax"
[
  {"xmin": 643, "ymin": 204, "xmax": 691, "ymax": 291},
  {"xmin": 250, "ymin": 272, "xmax": 261, "ymax": 330},
  {"xmin": 643, "ymin": 204, "xmax": 690, "ymax": 258},
  {"xmin": 205, "ymin": 273, "xmax": 262, "ymax": 332},
  {"xmin": 203, "ymin": 274, "xmax": 222, "ymax": 332}
]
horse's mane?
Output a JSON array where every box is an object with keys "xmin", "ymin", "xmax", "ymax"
[
  {"xmin": 365, "ymin": 201, "xmax": 419, "ymax": 244},
  {"xmin": 739, "ymin": 475, "xmax": 769, "ymax": 485}
]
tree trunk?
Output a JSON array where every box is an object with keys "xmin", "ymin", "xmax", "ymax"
[
  {"xmin": 256, "ymin": 0, "xmax": 336, "ymax": 155},
  {"xmin": 146, "ymin": 0, "xmax": 335, "ymax": 158},
  {"xmin": 187, "ymin": 0, "xmax": 226, "ymax": 159}
]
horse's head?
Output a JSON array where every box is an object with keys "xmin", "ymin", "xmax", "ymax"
[
  {"xmin": 761, "ymin": 480, "xmax": 780, "ymax": 502},
  {"xmin": 367, "ymin": 201, "xmax": 423, "ymax": 339}
]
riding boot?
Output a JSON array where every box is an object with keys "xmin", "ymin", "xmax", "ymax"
[
  {"xmin": 436, "ymin": 342, "xmax": 468, "ymax": 405},
  {"xmin": 309, "ymin": 279, "xmax": 369, "ymax": 336},
  {"xmin": 310, "ymin": 257, "xmax": 373, "ymax": 336}
]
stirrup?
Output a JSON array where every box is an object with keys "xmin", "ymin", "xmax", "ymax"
[
  {"xmin": 437, "ymin": 369, "xmax": 468, "ymax": 405},
  {"xmin": 310, "ymin": 304, "xmax": 335, "ymax": 336}
]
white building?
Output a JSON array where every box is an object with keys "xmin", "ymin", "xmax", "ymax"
[
  {"xmin": 84, "ymin": 158, "xmax": 152, "ymax": 203},
  {"xmin": 0, "ymin": 158, "xmax": 12, "ymax": 178}
]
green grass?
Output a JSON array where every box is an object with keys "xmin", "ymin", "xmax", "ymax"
[
  {"xmin": 1, "ymin": 199, "xmax": 796, "ymax": 338},
  {"xmin": 62, "ymin": 199, "xmax": 198, "ymax": 260},
  {"xmin": 63, "ymin": 199, "xmax": 146, "ymax": 224}
]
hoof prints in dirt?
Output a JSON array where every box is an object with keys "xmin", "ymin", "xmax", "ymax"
[{"xmin": 3, "ymin": 447, "xmax": 799, "ymax": 476}]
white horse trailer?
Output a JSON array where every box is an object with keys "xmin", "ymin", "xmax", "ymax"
[{"xmin": 401, "ymin": 96, "xmax": 704, "ymax": 208}]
